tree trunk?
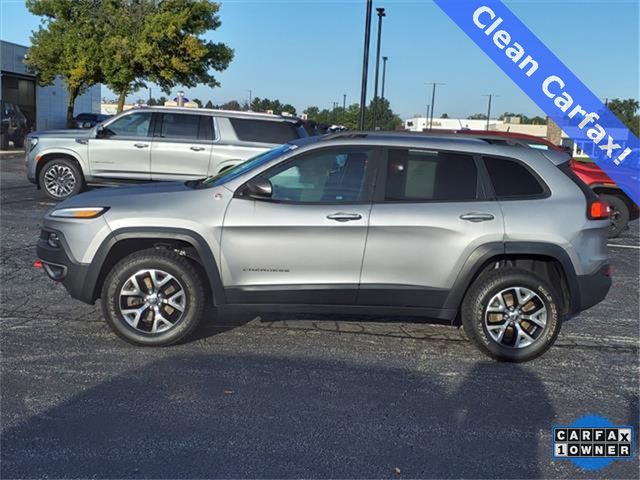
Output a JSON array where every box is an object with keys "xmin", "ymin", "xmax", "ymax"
[
  {"xmin": 66, "ymin": 86, "xmax": 78, "ymax": 129},
  {"xmin": 117, "ymin": 89, "xmax": 127, "ymax": 113}
]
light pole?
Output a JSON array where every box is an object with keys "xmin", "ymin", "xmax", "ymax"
[
  {"xmin": 425, "ymin": 82, "xmax": 445, "ymax": 129},
  {"xmin": 372, "ymin": 7, "xmax": 386, "ymax": 129},
  {"xmin": 482, "ymin": 94, "xmax": 497, "ymax": 130},
  {"xmin": 343, "ymin": 94, "xmax": 347, "ymax": 124},
  {"xmin": 381, "ymin": 56, "xmax": 388, "ymax": 100},
  {"xmin": 425, "ymin": 105, "xmax": 430, "ymax": 132},
  {"xmin": 359, "ymin": 0, "xmax": 373, "ymax": 130},
  {"xmin": 248, "ymin": 89, "xmax": 252, "ymax": 110}
]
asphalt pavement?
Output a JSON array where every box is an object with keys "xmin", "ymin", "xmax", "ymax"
[{"xmin": 1, "ymin": 153, "xmax": 638, "ymax": 479}]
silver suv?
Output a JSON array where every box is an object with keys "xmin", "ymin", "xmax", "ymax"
[
  {"xmin": 25, "ymin": 107, "xmax": 308, "ymax": 200},
  {"xmin": 36, "ymin": 133, "xmax": 612, "ymax": 362}
]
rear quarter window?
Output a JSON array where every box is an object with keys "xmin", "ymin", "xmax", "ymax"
[
  {"xmin": 230, "ymin": 118, "xmax": 300, "ymax": 144},
  {"xmin": 483, "ymin": 156, "xmax": 545, "ymax": 199}
]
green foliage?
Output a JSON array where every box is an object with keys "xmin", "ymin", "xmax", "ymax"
[
  {"xmin": 608, "ymin": 98, "xmax": 640, "ymax": 136},
  {"xmin": 193, "ymin": 98, "xmax": 203, "ymax": 107},
  {"xmin": 440, "ymin": 113, "xmax": 449, "ymax": 118},
  {"xmin": 468, "ymin": 113, "xmax": 488, "ymax": 120},
  {"xmin": 221, "ymin": 100, "xmax": 241, "ymax": 111},
  {"xmin": 249, "ymin": 97, "xmax": 295, "ymax": 115},
  {"xmin": 497, "ymin": 112, "xmax": 545, "ymax": 124},
  {"xmin": 205, "ymin": 100, "xmax": 214, "ymax": 109},
  {"xmin": 304, "ymin": 99, "xmax": 400, "ymax": 131},
  {"xmin": 25, "ymin": 0, "xmax": 104, "ymax": 126}
]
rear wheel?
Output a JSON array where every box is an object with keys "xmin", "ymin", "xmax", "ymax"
[
  {"xmin": 38, "ymin": 158, "xmax": 84, "ymax": 201},
  {"xmin": 600, "ymin": 194, "xmax": 629, "ymax": 238},
  {"xmin": 462, "ymin": 267, "xmax": 561, "ymax": 362},
  {"xmin": 101, "ymin": 249, "xmax": 205, "ymax": 346}
]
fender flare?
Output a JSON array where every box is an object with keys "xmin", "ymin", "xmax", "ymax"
[
  {"xmin": 86, "ymin": 227, "xmax": 225, "ymax": 305},
  {"xmin": 443, "ymin": 241, "xmax": 578, "ymax": 315}
]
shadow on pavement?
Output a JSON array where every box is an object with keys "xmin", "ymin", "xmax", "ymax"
[{"xmin": 1, "ymin": 355, "xmax": 553, "ymax": 479}]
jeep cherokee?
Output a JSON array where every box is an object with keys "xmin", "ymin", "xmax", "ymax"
[{"xmin": 36, "ymin": 132, "xmax": 612, "ymax": 362}]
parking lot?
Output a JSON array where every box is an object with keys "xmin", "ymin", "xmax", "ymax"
[{"xmin": 1, "ymin": 152, "xmax": 638, "ymax": 478}]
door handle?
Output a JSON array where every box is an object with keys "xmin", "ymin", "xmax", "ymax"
[
  {"xmin": 190, "ymin": 146, "xmax": 206, "ymax": 151},
  {"xmin": 133, "ymin": 143, "xmax": 149, "ymax": 149},
  {"xmin": 327, "ymin": 212, "xmax": 362, "ymax": 222},
  {"xmin": 460, "ymin": 212, "xmax": 495, "ymax": 222}
]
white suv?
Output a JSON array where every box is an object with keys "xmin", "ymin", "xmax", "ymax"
[{"xmin": 25, "ymin": 107, "xmax": 309, "ymax": 200}]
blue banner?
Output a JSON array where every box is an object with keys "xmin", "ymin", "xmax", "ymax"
[{"xmin": 434, "ymin": 0, "xmax": 639, "ymax": 205}]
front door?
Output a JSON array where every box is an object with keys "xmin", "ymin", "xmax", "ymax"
[
  {"xmin": 359, "ymin": 147, "xmax": 505, "ymax": 309},
  {"xmin": 88, "ymin": 111, "xmax": 152, "ymax": 180},
  {"xmin": 220, "ymin": 146, "xmax": 379, "ymax": 305}
]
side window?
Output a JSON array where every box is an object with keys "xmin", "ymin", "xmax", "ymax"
[
  {"xmin": 484, "ymin": 156, "xmax": 545, "ymax": 198},
  {"xmin": 159, "ymin": 113, "xmax": 213, "ymax": 141},
  {"xmin": 230, "ymin": 118, "xmax": 299, "ymax": 144},
  {"xmin": 262, "ymin": 149, "xmax": 373, "ymax": 203},
  {"xmin": 104, "ymin": 112, "xmax": 151, "ymax": 138},
  {"xmin": 385, "ymin": 149, "xmax": 477, "ymax": 201}
]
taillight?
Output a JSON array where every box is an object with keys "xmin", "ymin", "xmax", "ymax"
[{"xmin": 589, "ymin": 199, "xmax": 610, "ymax": 220}]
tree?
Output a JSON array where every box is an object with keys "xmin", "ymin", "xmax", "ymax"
[
  {"xmin": 365, "ymin": 97, "xmax": 401, "ymax": 131},
  {"xmin": 281, "ymin": 104, "xmax": 297, "ymax": 116},
  {"xmin": 468, "ymin": 113, "xmax": 488, "ymax": 120},
  {"xmin": 26, "ymin": 0, "xmax": 104, "ymax": 127},
  {"xmin": 205, "ymin": 100, "xmax": 214, "ymax": 109},
  {"xmin": 441, "ymin": 113, "xmax": 449, "ymax": 118},
  {"xmin": 608, "ymin": 98, "xmax": 640, "ymax": 136},
  {"xmin": 142, "ymin": 1, "xmax": 234, "ymax": 97},
  {"xmin": 193, "ymin": 98, "xmax": 203, "ymax": 108},
  {"xmin": 147, "ymin": 97, "xmax": 158, "ymax": 106},
  {"xmin": 221, "ymin": 100, "xmax": 241, "ymax": 111},
  {"xmin": 157, "ymin": 96, "xmax": 168, "ymax": 106}
]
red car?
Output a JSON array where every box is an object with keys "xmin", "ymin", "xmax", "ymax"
[{"xmin": 449, "ymin": 130, "xmax": 637, "ymax": 237}]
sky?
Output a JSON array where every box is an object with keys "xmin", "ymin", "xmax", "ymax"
[{"xmin": 1, "ymin": 0, "xmax": 638, "ymax": 119}]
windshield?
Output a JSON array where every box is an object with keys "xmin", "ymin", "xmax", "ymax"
[{"xmin": 202, "ymin": 143, "xmax": 297, "ymax": 187}]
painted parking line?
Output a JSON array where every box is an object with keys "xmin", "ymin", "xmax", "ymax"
[{"xmin": 607, "ymin": 244, "xmax": 640, "ymax": 249}]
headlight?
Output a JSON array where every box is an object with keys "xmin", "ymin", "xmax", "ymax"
[
  {"xmin": 50, "ymin": 207, "xmax": 109, "ymax": 219},
  {"xmin": 28, "ymin": 136, "xmax": 38, "ymax": 152}
]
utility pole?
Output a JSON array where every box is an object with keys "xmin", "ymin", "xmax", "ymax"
[
  {"xmin": 359, "ymin": 0, "xmax": 373, "ymax": 130},
  {"xmin": 248, "ymin": 89, "xmax": 252, "ymax": 110},
  {"xmin": 381, "ymin": 56, "xmax": 388, "ymax": 100},
  {"xmin": 425, "ymin": 82, "xmax": 445, "ymax": 129},
  {"xmin": 482, "ymin": 94, "xmax": 497, "ymax": 130},
  {"xmin": 372, "ymin": 7, "xmax": 386, "ymax": 130},
  {"xmin": 425, "ymin": 105, "xmax": 430, "ymax": 132},
  {"xmin": 343, "ymin": 94, "xmax": 347, "ymax": 124}
]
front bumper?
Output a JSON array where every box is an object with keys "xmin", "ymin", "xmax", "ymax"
[
  {"xmin": 36, "ymin": 230, "xmax": 95, "ymax": 304},
  {"xmin": 574, "ymin": 263, "xmax": 612, "ymax": 313}
]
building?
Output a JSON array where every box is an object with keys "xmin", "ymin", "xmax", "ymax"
[
  {"xmin": 403, "ymin": 115, "xmax": 547, "ymax": 137},
  {"xmin": 1, "ymin": 40, "xmax": 100, "ymax": 131}
]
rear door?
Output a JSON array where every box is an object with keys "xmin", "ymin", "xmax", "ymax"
[
  {"xmin": 220, "ymin": 146, "xmax": 379, "ymax": 304},
  {"xmin": 151, "ymin": 112, "xmax": 214, "ymax": 180},
  {"xmin": 359, "ymin": 147, "xmax": 505, "ymax": 310}
]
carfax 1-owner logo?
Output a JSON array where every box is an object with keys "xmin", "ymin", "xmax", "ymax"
[{"xmin": 552, "ymin": 415, "xmax": 636, "ymax": 471}]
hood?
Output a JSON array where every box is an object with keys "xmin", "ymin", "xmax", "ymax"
[
  {"xmin": 53, "ymin": 182, "xmax": 193, "ymax": 211},
  {"xmin": 30, "ymin": 129, "xmax": 93, "ymax": 139}
]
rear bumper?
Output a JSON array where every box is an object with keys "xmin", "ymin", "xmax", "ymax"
[
  {"xmin": 36, "ymin": 231, "xmax": 95, "ymax": 304},
  {"xmin": 574, "ymin": 263, "xmax": 611, "ymax": 313}
]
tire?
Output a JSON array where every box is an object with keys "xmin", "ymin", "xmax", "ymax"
[
  {"xmin": 600, "ymin": 194, "xmax": 629, "ymax": 238},
  {"xmin": 461, "ymin": 267, "xmax": 561, "ymax": 362},
  {"xmin": 38, "ymin": 158, "xmax": 84, "ymax": 201},
  {"xmin": 101, "ymin": 248, "xmax": 205, "ymax": 346}
]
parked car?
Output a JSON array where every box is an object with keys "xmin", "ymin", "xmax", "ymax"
[
  {"xmin": 26, "ymin": 107, "xmax": 310, "ymax": 200},
  {"xmin": 74, "ymin": 113, "xmax": 111, "ymax": 129},
  {"xmin": 570, "ymin": 159, "xmax": 639, "ymax": 237},
  {"xmin": 36, "ymin": 132, "xmax": 611, "ymax": 362},
  {"xmin": 1, "ymin": 100, "xmax": 28, "ymax": 149},
  {"xmin": 441, "ymin": 130, "xmax": 638, "ymax": 237}
]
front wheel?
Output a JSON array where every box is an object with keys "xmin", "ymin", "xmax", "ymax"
[
  {"xmin": 101, "ymin": 249, "xmax": 205, "ymax": 346},
  {"xmin": 461, "ymin": 267, "xmax": 561, "ymax": 362},
  {"xmin": 38, "ymin": 158, "xmax": 84, "ymax": 201}
]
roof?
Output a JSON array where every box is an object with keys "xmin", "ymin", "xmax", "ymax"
[{"xmin": 132, "ymin": 105, "xmax": 300, "ymax": 122}]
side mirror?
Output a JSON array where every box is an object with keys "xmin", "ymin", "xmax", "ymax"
[
  {"xmin": 95, "ymin": 125, "xmax": 107, "ymax": 138},
  {"xmin": 244, "ymin": 177, "xmax": 272, "ymax": 199},
  {"xmin": 82, "ymin": 121, "xmax": 92, "ymax": 129}
]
